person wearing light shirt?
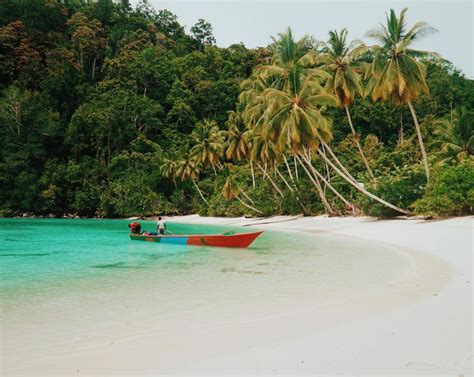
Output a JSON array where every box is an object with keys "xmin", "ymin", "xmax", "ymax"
[{"xmin": 156, "ymin": 216, "xmax": 166, "ymax": 235}]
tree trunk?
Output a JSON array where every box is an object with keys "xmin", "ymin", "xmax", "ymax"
[
  {"xmin": 275, "ymin": 167, "xmax": 293, "ymax": 192},
  {"xmin": 295, "ymin": 155, "xmax": 334, "ymax": 214},
  {"xmin": 235, "ymin": 195, "xmax": 263, "ymax": 214},
  {"xmin": 275, "ymin": 166, "xmax": 310, "ymax": 214},
  {"xmin": 294, "ymin": 155, "xmax": 299, "ymax": 181},
  {"xmin": 283, "ymin": 155, "xmax": 294, "ymax": 182},
  {"xmin": 92, "ymin": 56, "xmax": 97, "ymax": 80},
  {"xmin": 192, "ymin": 179, "xmax": 209, "ymax": 206},
  {"xmin": 345, "ymin": 106, "xmax": 375, "ymax": 182},
  {"xmin": 250, "ymin": 159, "xmax": 256, "ymax": 188},
  {"xmin": 321, "ymin": 144, "xmax": 331, "ymax": 182},
  {"xmin": 318, "ymin": 136, "xmax": 358, "ymax": 184},
  {"xmin": 316, "ymin": 149, "xmax": 411, "ymax": 215},
  {"xmin": 300, "ymin": 153, "xmax": 353, "ymax": 208},
  {"xmin": 399, "ymin": 112, "xmax": 404, "ymax": 145},
  {"xmin": 408, "ymin": 101, "xmax": 430, "ymax": 181},
  {"xmin": 257, "ymin": 163, "xmax": 284, "ymax": 198},
  {"xmin": 240, "ymin": 187, "xmax": 255, "ymax": 205}
]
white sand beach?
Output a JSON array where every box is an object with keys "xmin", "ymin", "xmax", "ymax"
[
  {"xmin": 166, "ymin": 215, "xmax": 473, "ymax": 375},
  {"xmin": 1, "ymin": 216, "xmax": 472, "ymax": 376}
]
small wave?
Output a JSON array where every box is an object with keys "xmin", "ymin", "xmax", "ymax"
[
  {"xmin": 0, "ymin": 253, "xmax": 50, "ymax": 257},
  {"xmin": 91, "ymin": 262, "xmax": 146, "ymax": 269}
]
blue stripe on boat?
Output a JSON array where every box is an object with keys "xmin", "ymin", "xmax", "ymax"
[{"xmin": 160, "ymin": 236, "xmax": 188, "ymax": 245}]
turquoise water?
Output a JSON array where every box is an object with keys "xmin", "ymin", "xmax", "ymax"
[
  {"xmin": 1, "ymin": 219, "xmax": 406, "ymax": 308},
  {"xmin": 0, "ymin": 219, "xmax": 268, "ymax": 294},
  {"xmin": 2, "ymin": 218, "xmax": 412, "ymax": 375}
]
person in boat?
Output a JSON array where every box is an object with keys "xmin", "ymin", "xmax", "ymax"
[
  {"xmin": 128, "ymin": 222, "xmax": 141, "ymax": 234},
  {"xmin": 156, "ymin": 216, "xmax": 167, "ymax": 235}
]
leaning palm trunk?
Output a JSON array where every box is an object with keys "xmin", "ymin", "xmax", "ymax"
[
  {"xmin": 321, "ymin": 144, "xmax": 331, "ymax": 181},
  {"xmin": 249, "ymin": 160, "xmax": 256, "ymax": 188},
  {"xmin": 235, "ymin": 195, "xmax": 263, "ymax": 214},
  {"xmin": 317, "ymin": 137, "xmax": 358, "ymax": 184},
  {"xmin": 345, "ymin": 106, "xmax": 376, "ymax": 182},
  {"xmin": 275, "ymin": 167, "xmax": 311, "ymax": 214},
  {"xmin": 295, "ymin": 155, "xmax": 334, "ymax": 214},
  {"xmin": 300, "ymin": 153, "xmax": 353, "ymax": 209},
  {"xmin": 240, "ymin": 187, "xmax": 255, "ymax": 205},
  {"xmin": 257, "ymin": 163, "xmax": 284, "ymax": 198},
  {"xmin": 316, "ymin": 150, "xmax": 411, "ymax": 215},
  {"xmin": 408, "ymin": 101, "xmax": 430, "ymax": 181},
  {"xmin": 275, "ymin": 167, "xmax": 293, "ymax": 192},
  {"xmin": 283, "ymin": 155, "xmax": 295, "ymax": 182},
  {"xmin": 192, "ymin": 179, "xmax": 209, "ymax": 206},
  {"xmin": 293, "ymin": 155, "xmax": 299, "ymax": 181}
]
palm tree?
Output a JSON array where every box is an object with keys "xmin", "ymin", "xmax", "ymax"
[
  {"xmin": 175, "ymin": 157, "xmax": 209, "ymax": 205},
  {"xmin": 221, "ymin": 171, "xmax": 263, "ymax": 215},
  {"xmin": 190, "ymin": 119, "xmax": 225, "ymax": 174},
  {"xmin": 365, "ymin": 8, "xmax": 439, "ymax": 180},
  {"xmin": 319, "ymin": 29, "xmax": 375, "ymax": 181},
  {"xmin": 224, "ymin": 107, "xmax": 258, "ymax": 188},
  {"xmin": 242, "ymin": 28, "xmax": 410, "ymax": 215},
  {"xmin": 225, "ymin": 110, "xmax": 249, "ymax": 162},
  {"xmin": 432, "ymin": 111, "xmax": 474, "ymax": 164},
  {"xmin": 160, "ymin": 157, "xmax": 177, "ymax": 187}
]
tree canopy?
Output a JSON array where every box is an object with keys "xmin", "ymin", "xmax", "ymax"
[{"xmin": 0, "ymin": 1, "xmax": 472, "ymax": 218}]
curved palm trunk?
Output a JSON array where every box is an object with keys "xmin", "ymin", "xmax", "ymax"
[
  {"xmin": 295, "ymin": 155, "xmax": 334, "ymax": 214},
  {"xmin": 345, "ymin": 106, "xmax": 376, "ymax": 182},
  {"xmin": 192, "ymin": 179, "xmax": 209, "ymax": 206},
  {"xmin": 257, "ymin": 163, "xmax": 284, "ymax": 198},
  {"xmin": 300, "ymin": 153, "xmax": 353, "ymax": 209},
  {"xmin": 408, "ymin": 101, "xmax": 430, "ymax": 181},
  {"xmin": 316, "ymin": 149, "xmax": 411, "ymax": 215},
  {"xmin": 235, "ymin": 195, "xmax": 263, "ymax": 214}
]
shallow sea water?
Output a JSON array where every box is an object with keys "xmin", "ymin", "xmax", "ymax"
[{"xmin": 0, "ymin": 218, "xmax": 409, "ymax": 370}]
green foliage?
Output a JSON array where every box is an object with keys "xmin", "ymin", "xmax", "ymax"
[
  {"xmin": 413, "ymin": 164, "xmax": 474, "ymax": 216},
  {"xmin": 0, "ymin": 2, "xmax": 472, "ymax": 219},
  {"xmin": 357, "ymin": 165, "xmax": 426, "ymax": 217}
]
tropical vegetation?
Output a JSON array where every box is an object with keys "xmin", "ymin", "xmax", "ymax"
[{"xmin": 0, "ymin": 0, "xmax": 472, "ymax": 218}]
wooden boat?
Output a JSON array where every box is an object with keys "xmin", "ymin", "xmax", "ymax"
[{"xmin": 129, "ymin": 231, "xmax": 263, "ymax": 248}]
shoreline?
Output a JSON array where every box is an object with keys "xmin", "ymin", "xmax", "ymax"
[
  {"xmin": 167, "ymin": 214, "xmax": 473, "ymax": 374},
  {"xmin": 1, "ymin": 215, "xmax": 472, "ymax": 375}
]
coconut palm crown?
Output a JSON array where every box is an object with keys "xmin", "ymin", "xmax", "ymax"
[
  {"xmin": 319, "ymin": 28, "xmax": 365, "ymax": 107},
  {"xmin": 189, "ymin": 119, "xmax": 225, "ymax": 172},
  {"xmin": 432, "ymin": 111, "xmax": 474, "ymax": 164},
  {"xmin": 242, "ymin": 28, "xmax": 338, "ymax": 153},
  {"xmin": 365, "ymin": 8, "xmax": 439, "ymax": 104}
]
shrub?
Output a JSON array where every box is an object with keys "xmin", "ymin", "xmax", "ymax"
[
  {"xmin": 413, "ymin": 163, "xmax": 474, "ymax": 216},
  {"xmin": 358, "ymin": 165, "xmax": 426, "ymax": 217}
]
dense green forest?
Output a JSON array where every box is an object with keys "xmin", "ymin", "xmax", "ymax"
[{"xmin": 0, "ymin": 0, "xmax": 473, "ymax": 218}]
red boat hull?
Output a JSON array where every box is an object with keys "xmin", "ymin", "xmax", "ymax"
[{"xmin": 130, "ymin": 231, "xmax": 263, "ymax": 248}]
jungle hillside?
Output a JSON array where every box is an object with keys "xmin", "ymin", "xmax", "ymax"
[{"xmin": 0, "ymin": 0, "xmax": 473, "ymax": 218}]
